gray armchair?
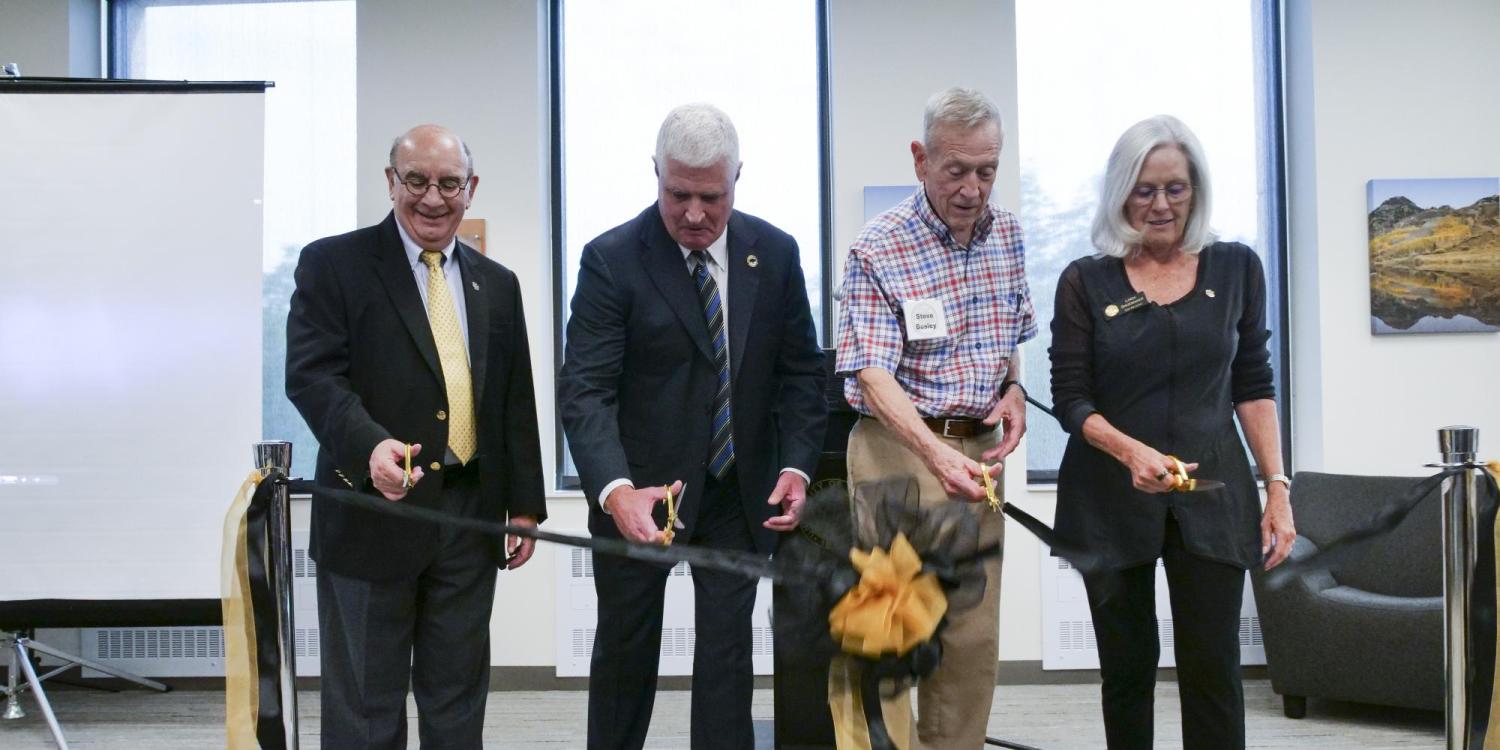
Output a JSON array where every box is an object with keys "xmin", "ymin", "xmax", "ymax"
[{"xmin": 1250, "ymin": 471, "xmax": 1443, "ymax": 718}]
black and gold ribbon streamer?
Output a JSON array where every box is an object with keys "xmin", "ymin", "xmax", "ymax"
[{"xmin": 219, "ymin": 470, "xmax": 291, "ymax": 750}]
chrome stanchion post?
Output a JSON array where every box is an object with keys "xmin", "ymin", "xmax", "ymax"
[
  {"xmin": 1439, "ymin": 425, "xmax": 1480, "ymax": 750},
  {"xmin": 254, "ymin": 441, "xmax": 299, "ymax": 749}
]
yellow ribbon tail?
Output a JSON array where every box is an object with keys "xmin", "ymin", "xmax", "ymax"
[{"xmin": 220, "ymin": 469, "xmax": 267, "ymax": 750}]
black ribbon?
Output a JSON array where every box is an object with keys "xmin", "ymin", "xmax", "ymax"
[
  {"xmin": 244, "ymin": 475, "xmax": 288, "ymax": 750},
  {"xmin": 259, "ymin": 471, "xmax": 1092, "ymax": 750},
  {"xmin": 1263, "ymin": 463, "xmax": 1500, "ymax": 743}
]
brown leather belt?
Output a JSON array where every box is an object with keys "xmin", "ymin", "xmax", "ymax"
[{"xmin": 920, "ymin": 416, "xmax": 995, "ymax": 439}]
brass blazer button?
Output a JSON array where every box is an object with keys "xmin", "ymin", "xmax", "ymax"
[
  {"xmin": 430, "ymin": 462, "xmax": 442, "ymax": 471},
  {"xmin": 437, "ymin": 410, "xmax": 448, "ymax": 420}
]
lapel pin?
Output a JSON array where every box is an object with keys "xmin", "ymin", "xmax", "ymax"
[
  {"xmin": 746, "ymin": 254, "xmax": 759, "ymax": 268},
  {"xmin": 1104, "ymin": 304, "xmax": 1120, "ymax": 318},
  {"xmin": 471, "ymin": 281, "xmax": 480, "ymax": 291},
  {"xmin": 1204, "ymin": 289, "xmax": 1215, "ymax": 298}
]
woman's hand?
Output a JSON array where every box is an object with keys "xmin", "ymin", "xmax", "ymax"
[
  {"xmin": 1119, "ymin": 441, "xmax": 1197, "ymax": 494},
  {"xmin": 1260, "ymin": 483, "xmax": 1296, "ymax": 569}
]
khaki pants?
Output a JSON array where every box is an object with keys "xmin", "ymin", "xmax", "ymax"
[{"xmin": 829, "ymin": 417, "xmax": 1005, "ymax": 750}]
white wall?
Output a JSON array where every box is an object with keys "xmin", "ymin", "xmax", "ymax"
[
  {"xmin": 1285, "ymin": 0, "xmax": 1500, "ymax": 475},
  {"xmin": 0, "ymin": 0, "xmax": 99, "ymax": 77}
]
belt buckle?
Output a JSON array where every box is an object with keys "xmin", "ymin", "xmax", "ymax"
[{"xmin": 941, "ymin": 418, "xmax": 962, "ymax": 438}]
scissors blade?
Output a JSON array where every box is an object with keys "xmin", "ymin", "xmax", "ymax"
[{"xmin": 1183, "ymin": 479, "xmax": 1226, "ymax": 492}]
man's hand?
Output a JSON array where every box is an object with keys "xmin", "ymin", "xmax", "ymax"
[
  {"xmin": 505, "ymin": 515, "xmax": 539, "ymax": 570},
  {"xmin": 924, "ymin": 442, "xmax": 998, "ymax": 502},
  {"xmin": 763, "ymin": 472, "xmax": 808, "ymax": 532},
  {"xmin": 981, "ymin": 385, "xmax": 1027, "ymax": 464},
  {"xmin": 606, "ymin": 481, "xmax": 683, "ymax": 543},
  {"xmin": 370, "ymin": 439, "xmax": 422, "ymax": 500}
]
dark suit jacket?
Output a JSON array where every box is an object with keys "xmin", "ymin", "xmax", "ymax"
[
  {"xmin": 286, "ymin": 212, "xmax": 546, "ymax": 582},
  {"xmin": 559, "ymin": 205, "xmax": 826, "ymax": 555}
]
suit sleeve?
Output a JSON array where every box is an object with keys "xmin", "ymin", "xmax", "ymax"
[
  {"xmin": 284, "ymin": 242, "xmax": 391, "ymax": 483},
  {"xmin": 501, "ymin": 278, "xmax": 547, "ymax": 521},
  {"xmin": 557, "ymin": 243, "xmax": 633, "ymax": 511},
  {"xmin": 772, "ymin": 240, "xmax": 827, "ymax": 479}
]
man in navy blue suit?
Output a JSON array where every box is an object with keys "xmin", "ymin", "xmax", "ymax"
[{"xmin": 559, "ymin": 103, "xmax": 826, "ymax": 750}]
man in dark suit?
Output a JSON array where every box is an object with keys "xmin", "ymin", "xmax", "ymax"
[
  {"xmin": 286, "ymin": 124, "xmax": 545, "ymax": 748},
  {"xmin": 559, "ymin": 103, "xmax": 826, "ymax": 750}
]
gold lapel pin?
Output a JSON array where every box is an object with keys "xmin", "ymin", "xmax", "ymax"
[
  {"xmin": 1204, "ymin": 289, "xmax": 1215, "ymax": 298},
  {"xmin": 471, "ymin": 281, "xmax": 480, "ymax": 291},
  {"xmin": 746, "ymin": 254, "xmax": 759, "ymax": 268},
  {"xmin": 1104, "ymin": 304, "xmax": 1120, "ymax": 318}
]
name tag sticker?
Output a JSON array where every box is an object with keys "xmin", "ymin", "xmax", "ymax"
[{"xmin": 903, "ymin": 298, "xmax": 949, "ymax": 341}]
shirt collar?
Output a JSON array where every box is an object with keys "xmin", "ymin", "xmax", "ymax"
[
  {"xmin": 396, "ymin": 217, "xmax": 458, "ymax": 269},
  {"xmin": 913, "ymin": 184, "xmax": 996, "ymax": 250},
  {"xmin": 678, "ymin": 228, "xmax": 730, "ymax": 271}
]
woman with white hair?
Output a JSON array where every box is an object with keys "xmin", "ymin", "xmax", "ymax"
[{"xmin": 1048, "ymin": 115, "xmax": 1295, "ymax": 749}]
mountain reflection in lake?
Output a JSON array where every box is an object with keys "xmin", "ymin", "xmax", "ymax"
[{"xmin": 1370, "ymin": 266, "xmax": 1500, "ymax": 333}]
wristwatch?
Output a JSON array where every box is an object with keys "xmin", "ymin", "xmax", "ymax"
[{"xmin": 1266, "ymin": 473, "xmax": 1292, "ymax": 490}]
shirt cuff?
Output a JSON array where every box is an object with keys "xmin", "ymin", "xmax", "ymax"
[
  {"xmin": 598, "ymin": 478, "xmax": 634, "ymax": 515},
  {"xmin": 781, "ymin": 467, "xmax": 811, "ymax": 485}
]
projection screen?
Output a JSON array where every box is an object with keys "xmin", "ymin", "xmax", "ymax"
[{"xmin": 0, "ymin": 82, "xmax": 265, "ymax": 601}]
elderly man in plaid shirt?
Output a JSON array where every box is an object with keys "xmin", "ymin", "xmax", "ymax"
[{"xmin": 832, "ymin": 87, "xmax": 1037, "ymax": 749}]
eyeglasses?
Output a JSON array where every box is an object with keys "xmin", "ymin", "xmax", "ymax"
[
  {"xmin": 399, "ymin": 173, "xmax": 471, "ymax": 199},
  {"xmin": 1129, "ymin": 182, "xmax": 1194, "ymax": 206}
]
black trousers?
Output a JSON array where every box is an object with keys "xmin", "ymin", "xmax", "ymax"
[
  {"xmin": 1082, "ymin": 513, "xmax": 1247, "ymax": 750},
  {"xmin": 317, "ymin": 463, "xmax": 498, "ymax": 750},
  {"xmin": 587, "ymin": 469, "xmax": 759, "ymax": 750}
]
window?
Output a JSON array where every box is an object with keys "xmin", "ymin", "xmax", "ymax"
[
  {"xmin": 552, "ymin": 0, "xmax": 830, "ymax": 487},
  {"xmin": 1014, "ymin": 0, "xmax": 1288, "ymax": 482},
  {"xmin": 112, "ymin": 0, "xmax": 357, "ymax": 478}
]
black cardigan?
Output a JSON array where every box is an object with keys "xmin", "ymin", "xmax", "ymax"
[{"xmin": 1049, "ymin": 241, "xmax": 1275, "ymax": 570}]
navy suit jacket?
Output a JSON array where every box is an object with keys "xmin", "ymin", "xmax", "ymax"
[
  {"xmin": 558, "ymin": 205, "xmax": 826, "ymax": 555},
  {"xmin": 285, "ymin": 212, "xmax": 546, "ymax": 582}
]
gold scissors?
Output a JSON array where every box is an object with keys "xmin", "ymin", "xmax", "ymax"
[
  {"xmin": 1163, "ymin": 455, "xmax": 1225, "ymax": 492},
  {"xmin": 400, "ymin": 443, "xmax": 413, "ymax": 490},
  {"xmin": 980, "ymin": 462, "xmax": 1002, "ymax": 512}
]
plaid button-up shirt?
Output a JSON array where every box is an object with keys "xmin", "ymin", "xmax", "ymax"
[{"xmin": 836, "ymin": 187, "xmax": 1037, "ymax": 418}]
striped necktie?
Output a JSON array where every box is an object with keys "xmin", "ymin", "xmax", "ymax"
[
  {"xmin": 690, "ymin": 251, "xmax": 735, "ymax": 479},
  {"xmin": 420, "ymin": 250, "xmax": 476, "ymax": 464}
]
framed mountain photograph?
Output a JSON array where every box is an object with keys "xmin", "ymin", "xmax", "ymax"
[{"xmin": 1367, "ymin": 177, "xmax": 1500, "ymax": 334}]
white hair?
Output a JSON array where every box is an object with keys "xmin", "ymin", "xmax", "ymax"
[
  {"xmin": 1091, "ymin": 114, "xmax": 1216, "ymax": 257},
  {"xmin": 923, "ymin": 86, "xmax": 1004, "ymax": 150},
  {"xmin": 654, "ymin": 103, "xmax": 740, "ymax": 170}
]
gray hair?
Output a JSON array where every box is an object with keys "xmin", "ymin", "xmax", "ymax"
[
  {"xmin": 388, "ymin": 125, "xmax": 475, "ymax": 176},
  {"xmin": 1091, "ymin": 115, "xmax": 1215, "ymax": 257},
  {"xmin": 655, "ymin": 103, "xmax": 740, "ymax": 170},
  {"xmin": 923, "ymin": 87, "xmax": 1004, "ymax": 151}
]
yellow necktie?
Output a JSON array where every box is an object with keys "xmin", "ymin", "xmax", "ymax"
[{"xmin": 420, "ymin": 250, "xmax": 476, "ymax": 464}]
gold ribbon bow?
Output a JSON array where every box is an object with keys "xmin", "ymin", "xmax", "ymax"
[{"xmin": 828, "ymin": 533, "xmax": 948, "ymax": 658}]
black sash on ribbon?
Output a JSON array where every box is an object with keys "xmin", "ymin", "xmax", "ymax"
[{"xmin": 244, "ymin": 475, "xmax": 288, "ymax": 750}]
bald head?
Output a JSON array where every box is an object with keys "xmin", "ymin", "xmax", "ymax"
[
  {"xmin": 389, "ymin": 124, "xmax": 474, "ymax": 176},
  {"xmin": 384, "ymin": 123, "xmax": 478, "ymax": 251}
]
